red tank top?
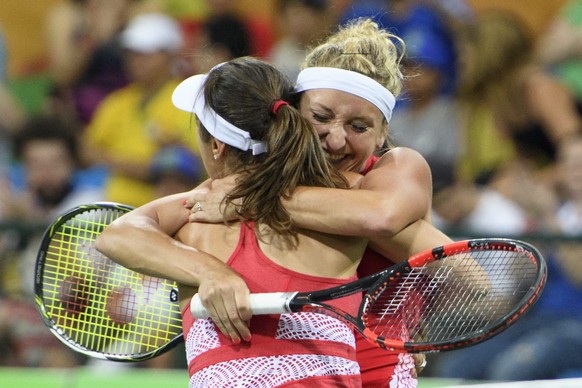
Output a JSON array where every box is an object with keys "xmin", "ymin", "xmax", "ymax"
[{"xmin": 182, "ymin": 223, "xmax": 362, "ymax": 387}]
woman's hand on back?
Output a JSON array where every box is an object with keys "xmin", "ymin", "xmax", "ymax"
[{"xmin": 186, "ymin": 175, "xmax": 239, "ymax": 223}]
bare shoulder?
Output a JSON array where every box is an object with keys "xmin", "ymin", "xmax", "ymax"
[
  {"xmin": 175, "ymin": 222, "xmax": 239, "ymax": 261},
  {"xmin": 376, "ymin": 147, "xmax": 430, "ymax": 168},
  {"xmin": 372, "ymin": 147, "xmax": 432, "ymax": 180},
  {"xmin": 359, "ymin": 147, "xmax": 433, "ymax": 198}
]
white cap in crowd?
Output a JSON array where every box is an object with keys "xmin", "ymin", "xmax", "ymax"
[{"xmin": 121, "ymin": 13, "xmax": 183, "ymax": 54}]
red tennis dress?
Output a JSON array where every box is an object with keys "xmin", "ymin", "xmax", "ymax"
[{"xmin": 182, "ymin": 222, "xmax": 362, "ymax": 387}]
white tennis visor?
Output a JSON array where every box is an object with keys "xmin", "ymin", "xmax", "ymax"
[{"xmin": 172, "ymin": 73, "xmax": 268, "ymax": 155}]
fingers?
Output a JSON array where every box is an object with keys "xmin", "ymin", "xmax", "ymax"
[
  {"xmin": 185, "ymin": 191, "xmax": 225, "ymax": 223},
  {"xmin": 206, "ymin": 300, "xmax": 250, "ymax": 344},
  {"xmin": 198, "ymin": 288, "xmax": 252, "ymax": 344},
  {"xmin": 187, "ymin": 200, "xmax": 230, "ymax": 223},
  {"xmin": 185, "ymin": 177, "xmax": 238, "ymax": 222},
  {"xmin": 192, "ymin": 201, "xmax": 203, "ymax": 213},
  {"xmin": 184, "ymin": 192, "xmax": 207, "ymax": 210}
]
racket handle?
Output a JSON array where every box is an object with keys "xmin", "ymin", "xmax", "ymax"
[{"xmin": 190, "ymin": 292, "xmax": 297, "ymax": 318}]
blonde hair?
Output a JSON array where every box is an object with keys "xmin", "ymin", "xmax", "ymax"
[{"xmin": 302, "ymin": 18, "xmax": 405, "ymax": 99}]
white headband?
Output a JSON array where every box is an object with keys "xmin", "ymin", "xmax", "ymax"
[
  {"xmin": 172, "ymin": 73, "xmax": 268, "ymax": 155},
  {"xmin": 295, "ymin": 67, "xmax": 396, "ymax": 122}
]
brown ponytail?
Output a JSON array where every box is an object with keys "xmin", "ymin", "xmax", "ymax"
[{"xmin": 201, "ymin": 57, "xmax": 347, "ymax": 243}]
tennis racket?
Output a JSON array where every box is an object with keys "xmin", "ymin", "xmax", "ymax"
[
  {"xmin": 34, "ymin": 202, "xmax": 183, "ymax": 362},
  {"xmin": 191, "ymin": 238, "xmax": 547, "ymax": 353}
]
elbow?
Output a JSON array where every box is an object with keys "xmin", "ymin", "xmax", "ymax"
[
  {"xmin": 365, "ymin": 201, "xmax": 426, "ymax": 237},
  {"xmin": 364, "ymin": 212, "xmax": 404, "ymax": 237}
]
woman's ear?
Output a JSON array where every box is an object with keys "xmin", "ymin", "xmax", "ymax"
[{"xmin": 212, "ymin": 139, "xmax": 227, "ymax": 160}]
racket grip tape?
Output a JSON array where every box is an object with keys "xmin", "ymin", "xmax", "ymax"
[{"xmin": 190, "ymin": 292, "xmax": 297, "ymax": 318}]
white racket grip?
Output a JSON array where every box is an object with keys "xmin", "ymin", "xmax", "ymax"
[{"xmin": 190, "ymin": 292, "xmax": 298, "ymax": 319}]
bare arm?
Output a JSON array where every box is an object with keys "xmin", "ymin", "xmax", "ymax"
[
  {"xmin": 95, "ymin": 181, "xmax": 252, "ymax": 342},
  {"xmin": 369, "ymin": 218, "xmax": 454, "ymax": 262},
  {"xmin": 187, "ymin": 147, "xmax": 432, "ymax": 237},
  {"xmin": 96, "ymin": 191, "xmax": 211, "ymax": 284},
  {"xmin": 276, "ymin": 147, "xmax": 433, "ymax": 237}
]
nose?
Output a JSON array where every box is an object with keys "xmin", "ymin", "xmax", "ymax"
[{"xmin": 320, "ymin": 122, "xmax": 347, "ymax": 151}]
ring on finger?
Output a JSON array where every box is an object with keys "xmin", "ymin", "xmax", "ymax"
[{"xmin": 193, "ymin": 201, "xmax": 203, "ymax": 212}]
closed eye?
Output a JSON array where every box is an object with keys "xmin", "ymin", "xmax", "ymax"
[
  {"xmin": 351, "ymin": 124, "xmax": 369, "ymax": 132},
  {"xmin": 350, "ymin": 121, "xmax": 371, "ymax": 133},
  {"xmin": 312, "ymin": 112, "xmax": 331, "ymax": 123}
]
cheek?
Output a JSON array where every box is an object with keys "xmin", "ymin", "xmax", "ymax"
[
  {"xmin": 347, "ymin": 135, "xmax": 377, "ymax": 159},
  {"xmin": 27, "ymin": 165, "xmax": 70, "ymax": 188}
]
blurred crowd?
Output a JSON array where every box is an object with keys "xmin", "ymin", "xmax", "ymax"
[{"xmin": 0, "ymin": 0, "xmax": 581, "ymax": 382}]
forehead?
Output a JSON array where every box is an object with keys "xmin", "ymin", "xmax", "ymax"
[
  {"xmin": 23, "ymin": 139, "xmax": 67, "ymax": 154},
  {"xmin": 300, "ymin": 89, "xmax": 384, "ymax": 120},
  {"xmin": 23, "ymin": 141, "xmax": 71, "ymax": 166}
]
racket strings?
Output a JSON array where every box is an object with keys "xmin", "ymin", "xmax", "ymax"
[
  {"xmin": 364, "ymin": 247, "xmax": 540, "ymax": 346},
  {"xmin": 40, "ymin": 208, "xmax": 182, "ymax": 357}
]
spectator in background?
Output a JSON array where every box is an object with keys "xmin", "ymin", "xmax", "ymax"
[
  {"xmin": 431, "ymin": 180, "xmax": 530, "ymax": 236},
  {"xmin": 83, "ymin": 12, "xmax": 198, "ymax": 207},
  {"xmin": 150, "ymin": 145, "xmax": 206, "ymax": 198},
  {"xmin": 45, "ymin": 0, "xmax": 137, "ymax": 125},
  {"xmin": 330, "ymin": 0, "xmax": 387, "ymax": 27},
  {"xmin": 0, "ymin": 295, "xmax": 85, "ymax": 367},
  {"xmin": 269, "ymin": 0, "xmax": 334, "ymax": 81},
  {"xmin": 0, "ymin": 114, "xmax": 102, "ymax": 369},
  {"xmin": 0, "ymin": 23, "xmax": 25, "ymax": 177},
  {"xmin": 428, "ymin": 237, "xmax": 582, "ymax": 381},
  {"xmin": 377, "ymin": 0, "xmax": 458, "ymax": 95},
  {"xmin": 555, "ymin": 134, "xmax": 582, "ymax": 235},
  {"xmin": 430, "ymin": 179, "xmax": 582, "ymax": 380},
  {"xmin": 390, "ymin": 25, "xmax": 460, "ymax": 192},
  {"xmin": 205, "ymin": 0, "xmax": 274, "ymax": 58},
  {"xmin": 187, "ymin": 12, "xmax": 251, "ymax": 75},
  {"xmin": 0, "ymin": 114, "xmax": 104, "ymax": 295},
  {"xmin": 450, "ymin": 10, "xmax": 579, "ymax": 233},
  {"xmin": 456, "ymin": 11, "xmax": 581, "ymax": 180},
  {"xmin": 1, "ymin": 115, "xmax": 100, "ymax": 220},
  {"xmin": 434, "ymin": 0, "xmax": 475, "ymax": 23},
  {"xmin": 177, "ymin": 0, "xmax": 274, "ymax": 65},
  {"xmin": 536, "ymin": 0, "xmax": 582, "ymax": 105}
]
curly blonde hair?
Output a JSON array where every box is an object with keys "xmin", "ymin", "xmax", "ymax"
[{"xmin": 302, "ymin": 18, "xmax": 405, "ymax": 99}]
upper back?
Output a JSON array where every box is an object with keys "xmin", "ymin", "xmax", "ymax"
[{"xmin": 175, "ymin": 222, "xmax": 366, "ymax": 280}]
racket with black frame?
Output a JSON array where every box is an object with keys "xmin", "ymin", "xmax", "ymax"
[
  {"xmin": 191, "ymin": 238, "xmax": 547, "ymax": 353},
  {"xmin": 34, "ymin": 202, "xmax": 183, "ymax": 362}
]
